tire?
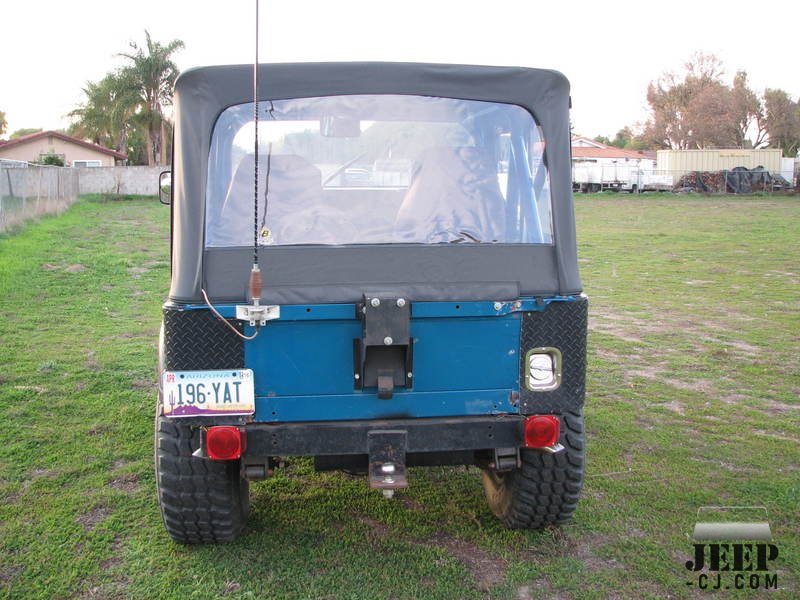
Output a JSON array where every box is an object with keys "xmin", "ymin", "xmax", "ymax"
[
  {"xmin": 482, "ymin": 410, "xmax": 584, "ymax": 529},
  {"xmin": 154, "ymin": 413, "xmax": 249, "ymax": 543}
]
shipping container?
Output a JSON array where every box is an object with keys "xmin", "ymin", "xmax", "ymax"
[{"xmin": 656, "ymin": 149, "xmax": 783, "ymax": 180}]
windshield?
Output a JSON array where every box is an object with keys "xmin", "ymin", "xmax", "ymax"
[{"xmin": 205, "ymin": 94, "xmax": 553, "ymax": 246}]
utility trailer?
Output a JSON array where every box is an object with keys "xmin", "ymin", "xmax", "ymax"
[
  {"xmin": 572, "ymin": 163, "xmax": 673, "ymax": 193},
  {"xmin": 155, "ymin": 62, "xmax": 587, "ymax": 543}
]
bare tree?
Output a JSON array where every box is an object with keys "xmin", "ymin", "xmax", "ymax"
[
  {"xmin": 763, "ymin": 89, "xmax": 800, "ymax": 156},
  {"xmin": 641, "ymin": 54, "xmax": 773, "ymax": 150},
  {"xmin": 730, "ymin": 71, "xmax": 767, "ymax": 148}
]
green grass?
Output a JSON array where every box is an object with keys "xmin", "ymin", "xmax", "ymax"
[{"xmin": 0, "ymin": 194, "xmax": 798, "ymax": 599}]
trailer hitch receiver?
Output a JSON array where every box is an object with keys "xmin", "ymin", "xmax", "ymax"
[{"xmin": 368, "ymin": 430, "xmax": 408, "ymax": 497}]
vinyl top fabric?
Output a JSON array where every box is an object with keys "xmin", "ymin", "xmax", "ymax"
[{"xmin": 169, "ymin": 62, "xmax": 581, "ymax": 304}]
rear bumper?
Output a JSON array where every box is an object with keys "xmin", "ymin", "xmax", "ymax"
[{"xmin": 240, "ymin": 415, "xmax": 525, "ymax": 458}]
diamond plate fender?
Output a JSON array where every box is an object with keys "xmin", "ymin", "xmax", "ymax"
[
  {"xmin": 162, "ymin": 307, "xmax": 245, "ymax": 371},
  {"xmin": 518, "ymin": 297, "xmax": 587, "ymax": 413}
]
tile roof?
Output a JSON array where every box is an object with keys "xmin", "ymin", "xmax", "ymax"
[
  {"xmin": 572, "ymin": 146, "xmax": 655, "ymax": 160},
  {"xmin": 0, "ymin": 130, "xmax": 127, "ymax": 160}
]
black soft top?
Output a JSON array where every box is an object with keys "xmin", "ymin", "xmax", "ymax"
[{"xmin": 169, "ymin": 62, "xmax": 581, "ymax": 304}]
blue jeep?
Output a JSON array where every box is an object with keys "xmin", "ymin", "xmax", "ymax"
[{"xmin": 155, "ymin": 63, "xmax": 587, "ymax": 543}]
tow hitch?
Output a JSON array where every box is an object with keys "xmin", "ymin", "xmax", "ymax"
[{"xmin": 367, "ymin": 430, "xmax": 408, "ymax": 498}]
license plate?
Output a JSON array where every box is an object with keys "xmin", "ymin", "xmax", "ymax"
[{"xmin": 161, "ymin": 369, "xmax": 255, "ymax": 417}]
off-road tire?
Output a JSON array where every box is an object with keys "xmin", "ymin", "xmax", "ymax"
[
  {"xmin": 155, "ymin": 415, "xmax": 249, "ymax": 543},
  {"xmin": 482, "ymin": 410, "xmax": 584, "ymax": 529}
]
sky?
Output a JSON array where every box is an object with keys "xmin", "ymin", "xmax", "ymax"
[{"xmin": 1, "ymin": 0, "xmax": 798, "ymax": 139}]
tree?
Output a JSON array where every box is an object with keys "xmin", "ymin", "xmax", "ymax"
[
  {"xmin": 37, "ymin": 153, "xmax": 65, "ymax": 167},
  {"xmin": 69, "ymin": 71, "xmax": 140, "ymax": 156},
  {"xmin": 763, "ymin": 89, "xmax": 800, "ymax": 156},
  {"xmin": 0, "ymin": 110, "xmax": 6, "ymax": 138},
  {"xmin": 730, "ymin": 71, "xmax": 767, "ymax": 148},
  {"xmin": 118, "ymin": 31, "xmax": 184, "ymax": 165},
  {"xmin": 622, "ymin": 54, "xmax": 796, "ymax": 155},
  {"xmin": 10, "ymin": 127, "xmax": 42, "ymax": 139},
  {"xmin": 642, "ymin": 53, "xmax": 726, "ymax": 149}
]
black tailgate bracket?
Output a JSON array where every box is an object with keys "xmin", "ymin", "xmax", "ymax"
[{"xmin": 354, "ymin": 294, "xmax": 413, "ymax": 398}]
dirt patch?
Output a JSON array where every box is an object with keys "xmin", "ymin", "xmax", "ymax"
[
  {"xmin": 355, "ymin": 515, "xmax": 506, "ymax": 591},
  {"xmin": 4, "ymin": 490, "xmax": 20, "ymax": 504},
  {"xmin": 131, "ymin": 379, "xmax": 154, "ymax": 391},
  {"xmin": 13, "ymin": 385, "xmax": 48, "ymax": 394},
  {"xmin": 667, "ymin": 379, "xmax": 713, "ymax": 394},
  {"xmin": 753, "ymin": 429, "xmax": 797, "ymax": 443},
  {"xmin": 0, "ymin": 565, "xmax": 23, "ymax": 583},
  {"xmin": 428, "ymin": 532, "xmax": 506, "ymax": 591},
  {"xmin": 725, "ymin": 340, "xmax": 762, "ymax": 354},
  {"xmin": 76, "ymin": 506, "xmax": 112, "ymax": 532},
  {"xmin": 398, "ymin": 496, "xmax": 425, "ymax": 511},
  {"xmin": 99, "ymin": 536, "xmax": 124, "ymax": 570},
  {"xmin": 87, "ymin": 424, "xmax": 113, "ymax": 436},
  {"xmin": 658, "ymin": 400, "xmax": 685, "ymax": 415},
  {"xmin": 624, "ymin": 365, "xmax": 665, "ymax": 381},
  {"xmin": 589, "ymin": 320, "xmax": 643, "ymax": 344},
  {"xmin": 684, "ymin": 280, "xmax": 713, "ymax": 286},
  {"xmin": 572, "ymin": 533, "xmax": 622, "ymax": 571},
  {"xmin": 108, "ymin": 473, "xmax": 139, "ymax": 493},
  {"xmin": 763, "ymin": 400, "xmax": 798, "ymax": 415},
  {"xmin": 589, "ymin": 307, "xmax": 666, "ymax": 343},
  {"xmin": 127, "ymin": 266, "xmax": 149, "ymax": 276},
  {"xmin": 65, "ymin": 264, "xmax": 87, "ymax": 273},
  {"xmin": 222, "ymin": 581, "xmax": 241, "ymax": 595},
  {"xmin": 357, "ymin": 516, "xmax": 390, "ymax": 542},
  {"xmin": 77, "ymin": 580, "xmax": 129, "ymax": 599},
  {"xmin": 42, "ymin": 263, "xmax": 63, "ymax": 271},
  {"xmin": 517, "ymin": 579, "xmax": 569, "ymax": 600},
  {"xmin": 720, "ymin": 393, "xmax": 748, "ymax": 405},
  {"xmin": 29, "ymin": 468, "xmax": 57, "ymax": 480},
  {"xmin": 115, "ymin": 332, "xmax": 150, "ymax": 340},
  {"xmin": 85, "ymin": 352, "xmax": 100, "ymax": 371}
]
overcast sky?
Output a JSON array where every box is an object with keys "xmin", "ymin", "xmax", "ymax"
[{"xmin": 2, "ymin": 0, "xmax": 798, "ymax": 139}]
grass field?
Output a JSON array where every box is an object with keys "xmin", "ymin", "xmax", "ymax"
[{"xmin": 0, "ymin": 194, "xmax": 798, "ymax": 599}]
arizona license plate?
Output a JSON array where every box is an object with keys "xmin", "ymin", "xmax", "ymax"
[{"xmin": 161, "ymin": 369, "xmax": 255, "ymax": 417}]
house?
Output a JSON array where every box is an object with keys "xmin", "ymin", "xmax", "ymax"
[
  {"xmin": 571, "ymin": 136, "xmax": 658, "ymax": 191},
  {"xmin": 571, "ymin": 136, "xmax": 656, "ymax": 168},
  {"xmin": 0, "ymin": 130, "xmax": 127, "ymax": 167}
]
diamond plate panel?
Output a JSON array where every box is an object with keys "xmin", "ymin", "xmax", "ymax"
[
  {"xmin": 518, "ymin": 297, "xmax": 587, "ymax": 413},
  {"xmin": 162, "ymin": 308, "xmax": 244, "ymax": 371}
]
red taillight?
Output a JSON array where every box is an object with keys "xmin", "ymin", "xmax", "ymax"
[
  {"xmin": 523, "ymin": 415, "xmax": 560, "ymax": 448},
  {"xmin": 206, "ymin": 426, "xmax": 244, "ymax": 461}
]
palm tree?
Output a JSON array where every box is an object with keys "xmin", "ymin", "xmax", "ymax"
[
  {"xmin": 118, "ymin": 31, "xmax": 184, "ymax": 166},
  {"xmin": 69, "ymin": 71, "xmax": 140, "ymax": 157}
]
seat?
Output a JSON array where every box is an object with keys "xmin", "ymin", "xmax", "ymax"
[
  {"xmin": 394, "ymin": 146, "xmax": 506, "ymax": 243},
  {"xmin": 213, "ymin": 153, "xmax": 351, "ymax": 246}
]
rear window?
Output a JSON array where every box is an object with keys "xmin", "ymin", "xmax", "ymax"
[{"xmin": 205, "ymin": 94, "xmax": 553, "ymax": 246}]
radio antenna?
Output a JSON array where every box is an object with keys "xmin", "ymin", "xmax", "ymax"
[{"xmin": 249, "ymin": 0, "xmax": 262, "ymax": 307}]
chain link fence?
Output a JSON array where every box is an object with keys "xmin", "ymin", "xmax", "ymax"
[
  {"xmin": 572, "ymin": 165, "xmax": 798, "ymax": 194},
  {"xmin": 0, "ymin": 161, "xmax": 79, "ymax": 232}
]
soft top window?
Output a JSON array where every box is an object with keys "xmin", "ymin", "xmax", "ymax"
[{"xmin": 205, "ymin": 94, "xmax": 552, "ymax": 247}]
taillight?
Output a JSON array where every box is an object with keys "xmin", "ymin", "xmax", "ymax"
[
  {"xmin": 206, "ymin": 426, "xmax": 244, "ymax": 461},
  {"xmin": 523, "ymin": 415, "xmax": 560, "ymax": 448}
]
